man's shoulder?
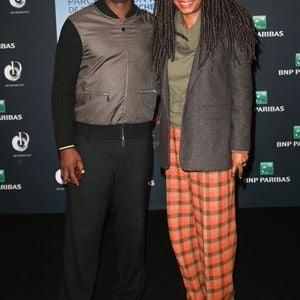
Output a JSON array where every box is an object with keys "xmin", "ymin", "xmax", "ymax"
[
  {"xmin": 136, "ymin": 8, "xmax": 154, "ymax": 23},
  {"xmin": 68, "ymin": 3, "xmax": 98, "ymax": 23}
]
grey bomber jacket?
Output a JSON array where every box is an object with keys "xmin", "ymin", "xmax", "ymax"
[{"xmin": 69, "ymin": 3, "xmax": 157, "ymax": 125}]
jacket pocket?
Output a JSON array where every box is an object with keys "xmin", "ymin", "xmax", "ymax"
[
  {"xmin": 77, "ymin": 91, "xmax": 110, "ymax": 105},
  {"xmin": 75, "ymin": 92, "xmax": 110, "ymax": 123},
  {"xmin": 138, "ymin": 89, "xmax": 158, "ymax": 119},
  {"xmin": 85, "ymin": 91, "xmax": 110, "ymax": 101},
  {"xmin": 139, "ymin": 89, "xmax": 157, "ymax": 107}
]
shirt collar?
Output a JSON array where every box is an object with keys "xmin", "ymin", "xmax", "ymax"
[{"xmin": 94, "ymin": 0, "xmax": 138, "ymax": 19}]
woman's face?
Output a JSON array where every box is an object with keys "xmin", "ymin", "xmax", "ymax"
[{"xmin": 172, "ymin": 0, "xmax": 203, "ymax": 16}]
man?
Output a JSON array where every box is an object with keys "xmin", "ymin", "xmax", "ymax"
[{"xmin": 52, "ymin": 1, "xmax": 157, "ymax": 299}]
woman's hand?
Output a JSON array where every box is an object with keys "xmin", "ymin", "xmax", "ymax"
[{"xmin": 231, "ymin": 152, "xmax": 248, "ymax": 179}]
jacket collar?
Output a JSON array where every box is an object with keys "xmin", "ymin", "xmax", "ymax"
[{"xmin": 95, "ymin": 0, "xmax": 138, "ymax": 19}]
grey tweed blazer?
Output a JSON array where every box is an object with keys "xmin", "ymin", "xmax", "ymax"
[{"xmin": 159, "ymin": 40, "xmax": 254, "ymax": 172}]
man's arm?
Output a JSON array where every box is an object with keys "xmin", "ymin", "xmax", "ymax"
[
  {"xmin": 52, "ymin": 19, "xmax": 82, "ymax": 149},
  {"xmin": 52, "ymin": 19, "xmax": 84, "ymax": 185}
]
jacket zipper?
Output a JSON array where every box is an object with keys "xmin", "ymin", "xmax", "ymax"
[
  {"xmin": 121, "ymin": 23, "xmax": 129, "ymax": 147},
  {"xmin": 121, "ymin": 124, "xmax": 125, "ymax": 146}
]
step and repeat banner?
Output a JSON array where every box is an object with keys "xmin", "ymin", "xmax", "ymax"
[{"xmin": 0, "ymin": 0, "xmax": 299, "ymax": 214}]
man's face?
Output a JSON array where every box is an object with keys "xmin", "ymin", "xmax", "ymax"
[{"xmin": 172, "ymin": 0, "xmax": 203, "ymax": 16}]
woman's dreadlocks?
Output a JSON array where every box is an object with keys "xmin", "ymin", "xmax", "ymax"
[{"xmin": 151, "ymin": 0, "xmax": 258, "ymax": 77}]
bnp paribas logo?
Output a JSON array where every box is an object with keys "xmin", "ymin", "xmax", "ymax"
[
  {"xmin": 256, "ymin": 91, "xmax": 268, "ymax": 105},
  {"xmin": 295, "ymin": 53, "xmax": 300, "ymax": 68},
  {"xmin": 294, "ymin": 126, "xmax": 300, "ymax": 140},
  {"xmin": 253, "ymin": 15, "xmax": 284, "ymax": 38},
  {"xmin": 253, "ymin": 15, "xmax": 267, "ymax": 30},
  {"xmin": 260, "ymin": 162, "xmax": 274, "ymax": 176},
  {"xmin": 0, "ymin": 100, "xmax": 6, "ymax": 113},
  {"xmin": 0, "ymin": 170, "xmax": 5, "ymax": 183},
  {"xmin": 255, "ymin": 90, "xmax": 284, "ymax": 113}
]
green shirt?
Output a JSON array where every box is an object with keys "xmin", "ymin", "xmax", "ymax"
[{"xmin": 168, "ymin": 11, "xmax": 201, "ymax": 127}]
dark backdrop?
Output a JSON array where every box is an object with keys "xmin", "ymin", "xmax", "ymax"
[{"xmin": 0, "ymin": 0, "xmax": 299, "ymax": 214}]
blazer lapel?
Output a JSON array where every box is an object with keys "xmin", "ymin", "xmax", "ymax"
[
  {"xmin": 161, "ymin": 60, "xmax": 170, "ymax": 115},
  {"xmin": 186, "ymin": 42, "xmax": 202, "ymax": 97}
]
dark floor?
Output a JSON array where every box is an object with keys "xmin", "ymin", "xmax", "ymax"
[{"xmin": 0, "ymin": 209, "xmax": 300, "ymax": 300}]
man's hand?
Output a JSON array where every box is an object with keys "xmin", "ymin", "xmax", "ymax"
[
  {"xmin": 60, "ymin": 148, "xmax": 85, "ymax": 186},
  {"xmin": 231, "ymin": 152, "xmax": 248, "ymax": 179}
]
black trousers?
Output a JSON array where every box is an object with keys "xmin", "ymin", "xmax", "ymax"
[{"xmin": 59, "ymin": 122, "xmax": 153, "ymax": 300}]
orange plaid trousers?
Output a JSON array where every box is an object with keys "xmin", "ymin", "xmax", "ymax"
[{"xmin": 165, "ymin": 127, "xmax": 236, "ymax": 300}]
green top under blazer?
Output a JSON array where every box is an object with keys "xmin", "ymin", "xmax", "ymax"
[{"xmin": 168, "ymin": 11, "xmax": 201, "ymax": 127}]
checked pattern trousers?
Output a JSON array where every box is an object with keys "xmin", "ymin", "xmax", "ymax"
[{"xmin": 165, "ymin": 127, "xmax": 236, "ymax": 300}]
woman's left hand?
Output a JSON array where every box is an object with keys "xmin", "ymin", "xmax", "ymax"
[{"xmin": 231, "ymin": 152, "xmax": 249, "ymax": 179}]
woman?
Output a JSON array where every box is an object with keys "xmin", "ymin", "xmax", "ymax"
[{"xmin": 151, "ymin": 0, "xmax": 257, "ymax": 299}]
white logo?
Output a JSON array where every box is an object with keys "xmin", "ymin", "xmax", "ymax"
[
  {"xmin": 9, "ymin": 0, "xmax": 26, "ymax": 8},
  {"xmin": 0, "ymin": 43, "xmax": 16, "ymax": 50},
  {"xmin": 0, "ymin": 114, "xmax": 23, "ymax": 121},
  {"xmin": 55, "ymin": 169, "xmax": 64, "ymax": 185},
  {"xmin": 148, "ymin": 179, "xmax": 155, "ymax": 187},
  {"xmin": 12, "ymin": 132, "xmax": 30, "ymax": 152},
  {"xmin": 4, "ymin": 61, "xmax": 22, "ymax": 81}
]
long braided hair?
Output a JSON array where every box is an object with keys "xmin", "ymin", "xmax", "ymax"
[{"xmin": 151, "ymin": 0, "xmax": 258, "ymax": 77}]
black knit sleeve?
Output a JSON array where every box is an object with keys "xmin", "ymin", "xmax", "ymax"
[{"xmin": 51, "ymin": 19, "xmax": 83, "ymax": 149}]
